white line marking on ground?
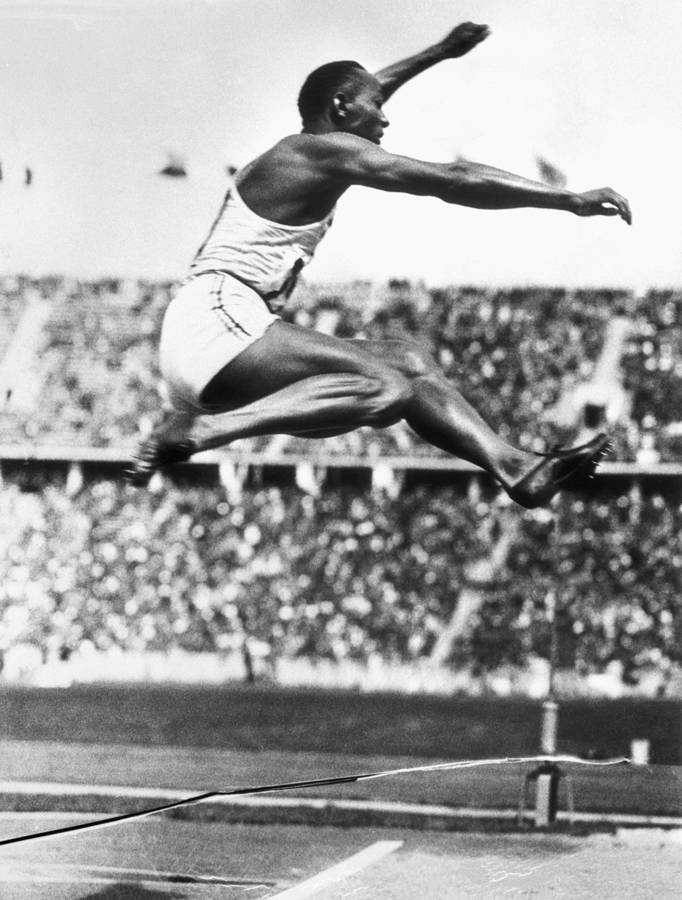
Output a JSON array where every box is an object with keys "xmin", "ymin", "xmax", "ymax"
[
  {"xmin": 268, "ymin": 840, "xmax": 403, "ymax": 899},
  {"xmin": 2, "ymin": 790, "xmax": 681, "ymax": 829}
]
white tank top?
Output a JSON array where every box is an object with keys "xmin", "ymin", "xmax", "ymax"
[{"xmin": 189, "ymin": 180, "xmax": 334, "ymax": 310}]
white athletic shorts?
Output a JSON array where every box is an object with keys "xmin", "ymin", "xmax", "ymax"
[{"xmin": 159, "ymin": 271, "xmax": 279, "ymax": 412}]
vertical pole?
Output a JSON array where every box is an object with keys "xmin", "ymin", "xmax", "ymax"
[
  {"xmin": 540, "ymin": 699, "xmax": 559, "ymax": 755},
  {"xmin": 544, "ymin": 504, "xmax": 561, "ymax": 743},
  {"xmin": 547, "ymin": 592, "xmax": 558, "ymax": 701},
  {"xmin": 542, "ymin": 505, "xmax": 560, "ymax": 756},
  {"xmin": 535, "ymin": 503, "xmax": 562, "ymax": 826},
  {"xmin": 535, "ymin": 773, "xmax": 553, "ymax": 827}
]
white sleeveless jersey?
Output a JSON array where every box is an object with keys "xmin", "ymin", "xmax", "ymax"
[{"xmin": 189, "ymin": 180, "xmax": 334, "ymax": 310}]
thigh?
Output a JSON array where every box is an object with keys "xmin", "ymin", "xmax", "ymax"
[
  {"xmin": 347, "ymin": 338, "xmax": 435, "ymax": 378},
  {"xmin": 200, "ymin": 320, "xmax": 404, "ymax": 409}
]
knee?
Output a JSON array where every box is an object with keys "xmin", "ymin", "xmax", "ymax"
[
  {"xmin": 393, "ymin": 340, "xmax": 437, "ymax": 379},
  {"xmin": 361, "ymin": 372, "xmax": 412, "ymax": 428}
]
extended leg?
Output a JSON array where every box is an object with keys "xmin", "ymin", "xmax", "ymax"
[
  {"xmin": 346, "ymin": 338, "xmax": 612, "ymax": 505},
  {"xmin": 348, "ymin": 339, "xmax": 531, "ymax": 485}
]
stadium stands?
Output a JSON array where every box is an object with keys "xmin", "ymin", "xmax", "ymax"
[
  {"xmin": 0, "ymin": 277, "xmax": 680, "ymax": 691},
  {"xmin": 1, "ymin": 277, "xmax": 679, "ymax": 459},
  {"xmin": 0, "ymin": 476, "xmax": 679, "ymax": 691}
]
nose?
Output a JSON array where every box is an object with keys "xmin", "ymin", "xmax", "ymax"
[{"xmin": 380, "ymin": 112, "xmax": 389, "ymax": 128}]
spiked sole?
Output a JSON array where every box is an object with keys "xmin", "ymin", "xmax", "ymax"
[
  {"xmin": 559, "ymin": 438, "xmax": 613, "ymax": 492},
  {"xmin": 125, "ymin": 438, "xmax": 196, "ymax": 487},
  {"xmin": 509, "ymin": 434, "xmax": 613, "ymax": 509}
]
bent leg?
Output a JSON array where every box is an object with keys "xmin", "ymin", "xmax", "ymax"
[
  {"xmin": 130, "ymin": 326, "xmax": 611, "ymax": 506},
  {"xmin": 128, "ymin": 322, "xmax": 411, "ymax": 483},
  {"xmin": 199, "ymin": 321, "xmax": 410, "ymax": 409},
  {"xmin": 141, "ymin": 324, "xmax": 535, "ymax": 484},
  {"xmin": 197, "ymin": 326, "xmax": 534, "ymax": 484},
  {"xmin": 183, "ymin": 321, "xmax": 410, "ymax": 448}
]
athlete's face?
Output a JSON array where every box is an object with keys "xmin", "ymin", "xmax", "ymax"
[{"xmin": 341, "ymin": 72, "xmax": 389, "ymax": 144}]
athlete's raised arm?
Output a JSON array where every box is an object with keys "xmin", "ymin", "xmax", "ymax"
[
  {"xmin": 317, "ymin": 134, "xmax": 632, "ymax": 224},
  {"xmin": 375, "ymin": 22, "xmax": 490, "ymax": 102}
]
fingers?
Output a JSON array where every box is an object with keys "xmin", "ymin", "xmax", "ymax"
[
  {"xmin": 605, "ymin": 190, "xmax": 632, "ymax": 225},
  {"xmin": 586, "ymin": 188, "xmax": 632, "ymax": 225},
  {"xmin": 619, "ymin": 195, "xmax": 632, "ymax": 225},
  {"xmin": 575, "ymin": 189, "xmax": 632, "ymax": 224}
]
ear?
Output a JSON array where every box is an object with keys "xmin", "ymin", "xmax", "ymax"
[{"xmin": 331, "ymin": 91, "xmax": 348, "ymax": 122}]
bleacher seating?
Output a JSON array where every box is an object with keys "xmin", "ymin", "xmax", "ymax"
[
  {"xmin": 0, "ymin": 277, "xmax": 679, "ymax": 689},
  {"xmin": 0, "ymin": 478, "xmax": 679, "ymax": 687},
  {"xmin": 1, "ymin": 276, "xmax": 679, "ymax": 460}
]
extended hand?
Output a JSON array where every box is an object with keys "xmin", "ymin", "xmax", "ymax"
[
  {"xmin": 439, "ymin": 22, "xmax": 490, "ymax": 58},
  {"xmin": 573, "ymin": 188, "xmax": 632, "ymax": 225}
]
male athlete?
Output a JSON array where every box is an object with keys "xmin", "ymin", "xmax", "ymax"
[{"xmin": 129, "ymin": 22, "xmax": 630, "ymax": 508}]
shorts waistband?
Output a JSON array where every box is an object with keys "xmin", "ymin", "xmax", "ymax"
[{"xmin": 183, "ymin": 269, "xmax": 276, "ymax": 312}]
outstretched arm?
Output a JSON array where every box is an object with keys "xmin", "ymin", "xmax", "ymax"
[
  {"xmin": 375, "ymin": 22, "xmax": 490, "ymax": 102},
  {"xmin": 319, "ymin": 134, "xmax": 632, "ymax": 224},
  {"xmin": 446, "ymin": 160, "xmax": 632, "ymax": 223}
]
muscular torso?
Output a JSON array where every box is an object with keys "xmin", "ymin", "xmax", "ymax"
[
  {"xmin": 236, "ymin": 134, "xmax": 349, "ymax": 227},
  {"xmin": 189, "ymin": 135, "xmax": 340, "ymax": 301}
]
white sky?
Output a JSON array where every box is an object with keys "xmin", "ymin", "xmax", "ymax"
[{"xmin": 0, "ymin": 0, "xmax": 680, "ymax": 288}]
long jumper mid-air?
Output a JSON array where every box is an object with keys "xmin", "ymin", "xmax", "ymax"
[{"xmin": 129, "ymin": 22, "xmax": 630, "ymax": 506}]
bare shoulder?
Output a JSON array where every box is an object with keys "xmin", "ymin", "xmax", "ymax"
[
  {"xmin": 240, "ymin": 132, "xmax": 411, "ymax": 206},
  {"xmin": 274, "ymin": 131, "xmax": 377, "ymax": 160},
  {"xmin": 242, "ymin": 133, "xmax": 383, "ymax": 187},
  {"xmin": 236, "ymin": 134, "xmax": 379, "ymax": 221}
]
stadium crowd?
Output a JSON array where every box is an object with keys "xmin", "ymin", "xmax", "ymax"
[
  {"xmin": 0, "ymin": 276, "xmax": 679, "ymax": 692},
  {"xmin": 0, "ymin": 276, "xmax": 680, "ymax": 460},
  {"xmin": 1, "ymin": 475, "xmax": 679, "ymax": 691}
]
